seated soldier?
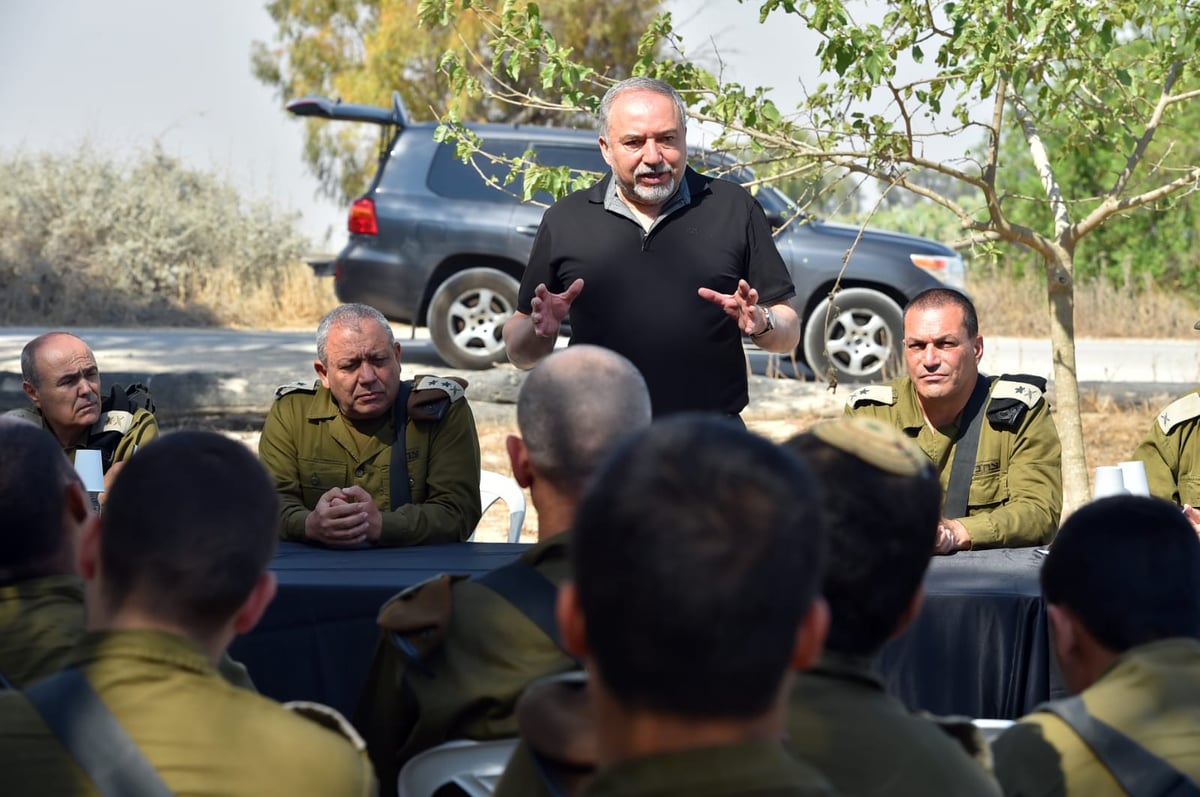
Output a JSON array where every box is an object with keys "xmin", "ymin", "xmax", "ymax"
[
  {"xmin": 784, "ymin": 417, "xmax": 1003, "ymax": 795},
  {"xmin": 499, "ymin": 417, "xmax": 836, "ymax": 797},
  {"xmin": 0, "ymin": 430, "xmax": 377, "ymax": 795},
  {"xmin": 1132, "ymin": 320, "xmax": 1200, "ymax": 529},
  {"xmin": 355, "ymin": 345, "xmax": 651, "ymax": 795},
  {"xmin": 992, "ymin": 495, "xmax": 1200, "ymax": 796},
  {"xmin": 0, "ymin": 418, "xmax": 253, "ymax": 691},
  {"xmin": 6, "ymin": 331, "xmax": 157, "ymax": 497},
  {"xmin": 847, "ymin": 288, "xmax": 1062, "ymax": 551},
  {"xmin": 258, "ymin": 303, "xmax": 482, "ymax": 546}
]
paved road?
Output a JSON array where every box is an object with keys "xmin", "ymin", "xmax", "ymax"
[{"xmin": 1, "ymin": 327, "xmax": 1197, "ymax": 420}]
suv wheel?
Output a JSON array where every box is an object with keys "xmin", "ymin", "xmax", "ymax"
[
  {"xmin": 802, "ymin": 287, "xmax": 904, "ymax": 384},
  {"xmin": 428, "ymin": 268, "xmax": 519, "ymax": 370}
]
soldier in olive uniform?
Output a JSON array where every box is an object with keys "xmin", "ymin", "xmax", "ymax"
[
  {"xmin": 0, "ymin": 419, "xmax": 253, "ymax": 692},
  {"xmin": 5, "ymin": 331, "xmax": 157, "ymax": 499},
  {"xmin": 258, "ymin": 303, "xmax": 481, "ymax": 546},
  {"xmin": 1133, "ymin": 321, "xmax": 1200, "ymax": 523},
  {"xmin": 992, "ymin": 495, "xmax": 1200, "ymax": 796},
  {"xmin": 355, "ymin": 345, "xmax": 651, "ymax": 796},
  {"xmin": 784, "ymin": 418, "xmax": 1003, "ymax": 796},
  {"xmin": 846, "ymin": 288, "xmax": 1062, "ymax": 551},
  {"xmin": 502, "ymin": 417, "xmax": 836, "ymax": 797},
  {"xmin": 0, "ymin": 430, "xmax": 377, "ymax": 796}
]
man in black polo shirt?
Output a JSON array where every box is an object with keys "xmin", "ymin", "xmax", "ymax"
[{"xmin": 502, "ymin": 76, "xmax": 800, "ymax": 418}]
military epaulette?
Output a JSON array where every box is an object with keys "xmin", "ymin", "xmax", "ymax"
[
  {"xmin": 1156, "ymin": 391, "xmax": 1200, "ymax": 434},
  {"xmin": 282, "ymin": 701, "xmax": 367, "ymax": 750},
  {"xmin": 98, "ymin": 410, "xmax": 137, "ymax": 435},
  {"xmin": 987, "ymin": 374, "xmax": 1047, "ymax": 431},
  {"xmin": 918, "ymin": 712, "xmax": 991, "ymax": 769},
  {"xmin": 376, "ymin": 573, "xmax": 470, "ymax": 667},
  {"xmin": 408, "ymin": 375, "xmax": 469, "ymax": 422},
  {"xmin": 847, "ymin": 385, "xmax": 896, "ymax": 408},
  {"xmin": 274, "ymin": 380, "xmax": 320, "ymax": 399}
]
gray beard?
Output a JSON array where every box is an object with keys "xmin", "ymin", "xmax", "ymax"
[{"xmin": 630, "ymin": 176, "xmax": 677, "ymax": 205}]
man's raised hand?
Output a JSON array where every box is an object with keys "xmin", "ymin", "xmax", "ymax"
[{"xmin": 531, "ymin": 279, "xmax": 584, "ymax": 339}]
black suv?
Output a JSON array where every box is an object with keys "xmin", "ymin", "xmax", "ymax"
[{"xmin": 288, "ymin": 93, "xmax": 964, "ymax": 382}]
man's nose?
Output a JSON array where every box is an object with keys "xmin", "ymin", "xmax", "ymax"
[
  {"xmin": 920, "ymin": 345, "xmax": 940, "ymax": 367},
  {"xmin": 642, "ymin": 139, "xmax": 662, "ymax": 163}
]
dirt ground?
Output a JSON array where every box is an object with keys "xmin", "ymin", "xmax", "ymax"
[{"xmin": 469, "ymin": 392, "xmax": 1167, "ymax": 542}]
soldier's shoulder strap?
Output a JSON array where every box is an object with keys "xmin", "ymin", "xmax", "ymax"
[
  {"xmin": 475, "ymin": 559, "xmax": 566, "ymax": 652},
  {"xmin": 274, "ymin": 380, "xmax": 320, "ymax": 400},
  {"xmin": 847, "ymin": 384, "xmax": 896, "ymax": 408},
  {"xmin": 4, "ymin": 407, "xmax": 43, "ymax": 426},
  {"xmin": 283, "ymin": 701, "xmax": 368, "ymax": 751},
  {"xmin": 1157, "ymin": 391, "xmax": 1200, "ymax": 434},
  {"xmin": 986, "ymin": 374, "xmax": 1047, "ymax": 431},
  {"xmin": 408, "ymin": 375, "xmax": 469, "ymax": 422},
  {"xmin": 102, "ymin": 383, "xmax": 155, "ymax": 415},
  {"xmin": 376, "ymin": 573, "xmax": 470, "ymax": 673}
]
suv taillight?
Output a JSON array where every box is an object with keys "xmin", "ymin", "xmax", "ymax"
[{"xmin": 348, "ymin": 198, "xmax": 378, "ymax": 235}]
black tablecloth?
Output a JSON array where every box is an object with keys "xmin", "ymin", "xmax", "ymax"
[
  {"xmin": 230, "ymin": 542, "xmax": 527, "ymax": 716},
  {"xmin": 878, "ymin": 547, "xmax": 1066, "ymax": 719},
  {"xmin": 233, "ymin": 542, "xmax": 1062, "ymax": 720}
]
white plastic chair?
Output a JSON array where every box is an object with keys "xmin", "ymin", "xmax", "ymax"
[
  {"xmin": 474, "ymin": 470, "xmax": 526, "ymax": 543},
  {"xmin": 397, "ymin": 738, "xmax": 518, "ymax": 797}
]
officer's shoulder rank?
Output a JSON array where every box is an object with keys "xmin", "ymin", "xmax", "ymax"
[
  {"xmin": 408, "ymin": 374, "xmax": 469, "ymax": 422},
  {"xmin": 282, "ymin": 701, "xmax": 367, "ymax": 750},
  {"xmin": 847, "ymin": 385, "xmax": 896, "ymax": 408},
  {"xmin": 987, "ymin": 374, "xmax": 1047, "ymax": 430},
  {"xmin": 274, "ymin": 380, "xmax": 319, "ymax": 400},
  {"xmin": 1157, "ymin": 391, "xmax": 1200, "ymax": 434},
  {"xmin": 376, "ymin": 573, "xmax": 470, "ymax": 666}
]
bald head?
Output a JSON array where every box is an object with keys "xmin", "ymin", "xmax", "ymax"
[
  {"xmin": 517, "ymin": 345, "xmax": 651, "ymax": 498},
  {"xmin": 0, "ymin": 417, "xmax": 82, "ymax": 582}
]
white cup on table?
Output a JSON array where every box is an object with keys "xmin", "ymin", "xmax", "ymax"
[
  {"xmin": 1092, "ymin": 465, "xmax": 1128, "ymax": 500},
  {"xmin": 1117, "ymin": 460, "xmax": 1151, "ymax": 497}
]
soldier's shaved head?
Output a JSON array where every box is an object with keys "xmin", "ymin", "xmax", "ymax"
[{"xmin": 516, "ymin": 345, "xmax": 651, "ymax": 498}]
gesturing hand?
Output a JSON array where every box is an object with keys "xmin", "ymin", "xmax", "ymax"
[
  {"xmin": 697, "ymin": 279, "xmax": 769, "ymax": 336},
  {"xmin": 530, "ymin": 279, "xmax": 584, "ymax": 338}
]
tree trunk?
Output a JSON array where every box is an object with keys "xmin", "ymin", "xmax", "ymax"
[{"xmin": 1044, "ymin": 252, "xmax": 1089, "ymax": 517}]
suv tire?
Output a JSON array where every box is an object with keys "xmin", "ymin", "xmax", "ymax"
[
  {"xmin": 428, "ymin": 268, "xmax": 520, "ymax": 370},
  {"xmin": 802, "ymin": 287, "xmax": 904, "ymax": 384}
]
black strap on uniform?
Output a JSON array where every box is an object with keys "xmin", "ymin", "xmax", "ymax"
[
  {"xmin": 389, "ymin": 381, "xmax": 413, "ymax": 511},
  {"xmin": 0, "ymin": 668, "xmax": 14, "ymax": 690},
  {"xmin": 943, "ymin": 375, "xmax": 992, "ymax": 519},
  {"xmin": 1043, "ymin": 695, "xmax": 1200, "ymax": 797},
  {"xmin": 24, "ymin": 668, "xmax": 176, "ymax": 797},
  {"xmin": 475, "ymin": 559, "xmax": 565, "ymax": 651}
]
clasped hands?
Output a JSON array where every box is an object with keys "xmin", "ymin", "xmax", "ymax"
[
  {"xmin": 935, "ymin": 518, "xmax": 970, "ymax": 555},
  {"xmin": 305, "ymin": 485, "xmax": 383, "ymax": 547}
]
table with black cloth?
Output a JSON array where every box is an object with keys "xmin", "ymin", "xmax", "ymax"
[
  {"xmin": 232, "ymin": 542, "xmax": 1063, "ymax": 720},
  {"xmin": 878, "ymin": 546, "xmax": 1067, "ymax": 719},
  {"xmin": 229, "ymin": 541, "xmax": 527, "ymax": 718}
]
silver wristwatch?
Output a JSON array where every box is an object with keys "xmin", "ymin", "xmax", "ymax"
[{"xmin": 751, "ymin": 305, "xmax": 776, "ymax": 338}]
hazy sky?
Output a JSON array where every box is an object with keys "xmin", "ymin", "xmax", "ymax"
[{"xmin": 0, "ymin": 2, "xmax": 825, "ymax": 250}]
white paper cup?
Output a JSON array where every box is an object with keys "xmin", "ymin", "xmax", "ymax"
[
  {"xmin": 1118, "ymin": 460, "xmax": 1151, "ymax": 497},
  {"xmin": 74, "ymin": 449, "xmax": 105, "ymax": 493},
  {"xmin": 1093, "ymin": 465, "xmax": 1128, "ymax": 499}
]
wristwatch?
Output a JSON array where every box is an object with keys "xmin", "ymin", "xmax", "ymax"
[{"xmin": 751, "ymin": 305, "xmax": 776, "ymax": 338}]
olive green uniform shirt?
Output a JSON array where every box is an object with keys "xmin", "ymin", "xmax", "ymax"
[
  {"xmin": 356, "ymin": 534, "xmax": 574, "ymax": 796},
  {"xmin": 5, "ymin": 406, "xmax": 158, "ymax": 469},
  {"xmin": 0, "ymin": 629, "xmax": 377, "ymax": 796},
  {"xmin": 787, "ymin": 652, "xmax": 1003, "ymax": 796},
  {"xmin": 992, "ymin": 638, "xmax": 1200, "ymax": 797},
  {"xmin": 582, "ymin": 741, "xmax": 838, "ymax": 797},
  {"xmin": 0, "ymin": 575, "xmax": 84, "ymax": 688},
  {"xmin": 1133, "ymin": 388, "xmax": 1200, "ymax": 506},
  {"xmin": 258, "ymin": 381, "xmax": 482, "ymax": 545},
  {"xmin": 0, "ymin": 574, "xmax": 254, "ymax": 691},
  {"xmin": 847, "ymin": 375, "xmax": 1062, "ymax": 547}
]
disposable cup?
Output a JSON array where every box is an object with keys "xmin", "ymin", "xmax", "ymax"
[
  {"xmin": 1117, "ymin": 460, "xmax": 1151, "ymax": 497},
  {"xmin": 1093, "ymin": 465, "xmax": 1128, "ymax": 499}
]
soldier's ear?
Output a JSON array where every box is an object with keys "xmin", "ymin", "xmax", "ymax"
[
  {"xmin": 789, "ymin": 596, "xmax": 830, "ymax": 672},
  {"xmin": 233, "ymin": 572, "xmax": 278, "ymax": 636},
  {"xmin": 313, "ymin": 359, "xmax": 330, "ymax": 388},
  {"xmin": 506, "ymin": 435, "xmax": 533, "ymax": 488},
  {"xmin": 556, "ymin": 581, "xmax": 589, "ymax": 660},
  {"xmin": 22, "ymin": 380, "xmax": 39, "ymax": 406},
  {"xmin": 76, "ymin": 514, "xmax": 102, "ymax": 581}
]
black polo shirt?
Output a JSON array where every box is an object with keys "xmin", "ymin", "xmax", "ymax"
[{"xmin": 519, "ymin": 167, "xmax": 795, "ymax": 416}]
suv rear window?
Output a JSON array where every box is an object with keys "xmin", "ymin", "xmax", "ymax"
[{"xmin": 427, "ymin": 139, "xmax": 606, "ymax": 204}]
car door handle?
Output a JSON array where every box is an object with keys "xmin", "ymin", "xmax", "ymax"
[{"xmin": 514, "ymin": 225, "xmax": 540, "ymax": 236}]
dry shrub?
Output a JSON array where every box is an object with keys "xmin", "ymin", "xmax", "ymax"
[{"xmin": 969, "ymin": 266, "xmax": 1200, "ymax": 338}]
